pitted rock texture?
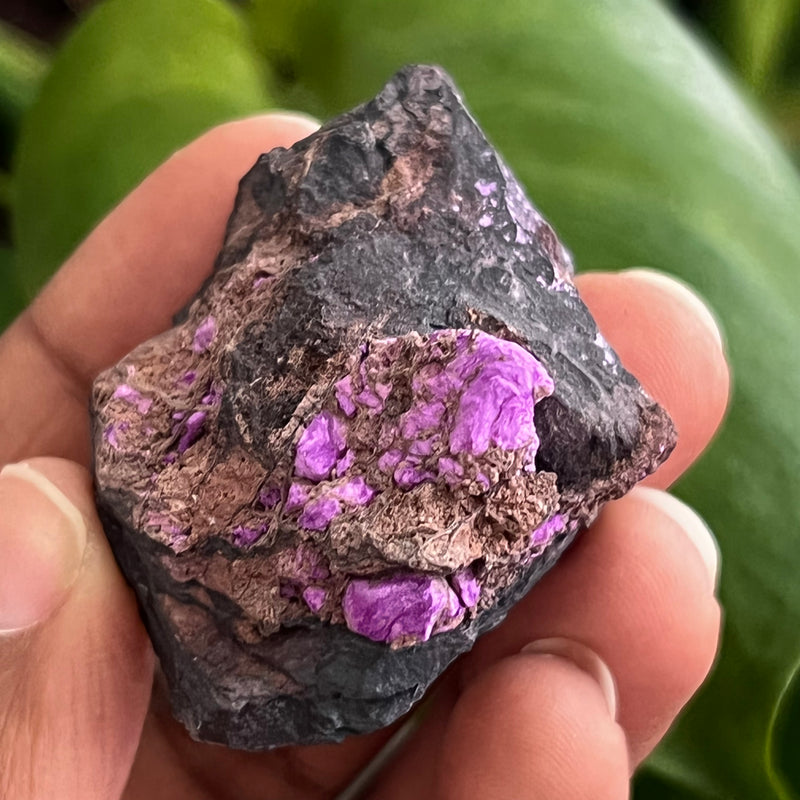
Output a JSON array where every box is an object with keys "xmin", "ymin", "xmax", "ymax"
[{"xmin": 91, "ymin": 64, "xmax": 675, "ymax": 750}]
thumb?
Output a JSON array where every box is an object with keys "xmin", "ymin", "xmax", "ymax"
[{"xmin": 0, "ymin": 458, "xmax": 153, "ymax": 800}]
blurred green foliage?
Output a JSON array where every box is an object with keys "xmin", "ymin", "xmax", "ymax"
[
  {"xmin": 13, "ymin": 0, "xmax": 270, "ymax": 295},
  {"xmin": 0, "ymin": 1, "xmax": 798, "ymax": 798}
]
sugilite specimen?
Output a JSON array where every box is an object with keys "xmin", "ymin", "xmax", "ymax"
[{"xmin": 91, "ymin": 64, "xmax": 676, "ymax": 749}]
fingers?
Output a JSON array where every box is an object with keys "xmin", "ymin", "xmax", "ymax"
[
  {"xmin": 0, "ymin": 458, "xmax": 153, "ymax": 800},
  {"xmin": 434, "ymin": 645, "xmax": 628, "ymax": 800},
  {"xmin": 458, "ymin": 487, "xmax": 722, "ymax": 768},
  {"xmin": 0, "ymin": 463, "xmax": 86, "ymax": 632},
  {"xmin": 369, "ymin": 645, "xmax": 626, "ymax": 800},
  {"xmin": 574, "ymin": 269, "xmax": 730, "ymax": 487},
  {"xmin": 0, "ymin": 112, "xmax": 319, "ymax": 465}
]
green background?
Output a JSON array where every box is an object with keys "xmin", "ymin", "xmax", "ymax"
[{"xmin": 1, "ymin": 1, "xmax": 798, "ymax": 797}]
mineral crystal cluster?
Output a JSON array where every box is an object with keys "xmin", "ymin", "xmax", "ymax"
[{"xmin": 92, "ymin": 65, "xmax": 675, "ymax": 749}]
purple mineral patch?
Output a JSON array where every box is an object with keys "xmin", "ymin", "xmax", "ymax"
[
  {"xmin": 103, "ymin": 422, "xmax": 124, "ymax": 450},
  {"xmin": 302, "ymin": 587, "xmax": 327, "ymax": 613},
  {"xmin": 448, "ymin": 333, "xmax": 553, "ymax": 461},
  {"xmin": 399, "ymin": 399, "xmax": 445, "ymax": 439},
  {"xmin": 232, "ymin": 524, "xmax": 267, "ymax": 547},
  {"xmin": 342, "ymin": 573, "xmax": 462, "ymax": 644},
  {"xmin": 285, "ymin": 482, "xmax": 310, "ymax": 513},
  {"xmin": 393, "ymin": 462, "xmax": 436, "ymax": 489},
  {"xmin": 531, "ymin": 513, "xmax": 566, "ymax": 548},
  {"xmin": 258, "ymin": 486, "xmax": 281, "ymax": 509},
  {"xmin": 335, "ymin": 375, "xmax": 356, "ymax": 417},
  {"xmin": 437, "ymin": 456, "xmax": 464, "ymax": 485},
  {"xmin": 334, "ymin": 476, "xmax": 377, "ymax": 506},
  {"xmin": 192, "ymin": 316, "xmax": 217, "ymax": 353},
  {"xmin": 201, "ymin": 382, "xmax": 223, "ymax": 406},
  {"xmin": 279, "ymin": 544, "xmax": 330, "ymax": 585},
  {"xmin": 298, "ymin": 497, "xmax": 342, "ymax": 530},
  {"xmin": 178, "ymin": 411, "xmax": 206, "ymax": 453},
  {"xmin": 451, "ymin": 566, "xmax": 481, "ymax": 608},
  {"xmin": 295, "ymin": 411, "xmax": 347, "ymax": 481},
  {"xmin": 335, "ymin": 449, "xmax": 356, "ymax": 476},
  {"xmin": 378, "ymin": 449, "xmax": 403, "ymax": 473},
  {"xmin": 112, "ymin": 384, "xmax": 153, "ymax": 414}
]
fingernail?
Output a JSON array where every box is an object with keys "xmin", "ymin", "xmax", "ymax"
[
  {"xmin": 521, "ymin": 637, "xmax": 618, "ymax": 719},
  {"xmin": 635, "ymin": 486, "xmax": 720, "ymax": 591},
  {"xmin": 623, "ymin": 268, "xmax": 724, "ymax": 352},
  {"xmin": 265, "ymin": 111, "xmax": 321, "ymax": 135},
  {"xmin": 0, "ymin": 462, "xmax": 87, "ymax": 633}
]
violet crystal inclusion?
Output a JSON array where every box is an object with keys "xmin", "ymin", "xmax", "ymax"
[{"xmin": 91, "ymin": 65, "xmax": 675, "ymax": 749}]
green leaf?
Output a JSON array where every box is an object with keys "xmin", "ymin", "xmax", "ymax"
[
  {"xmin": 767, "ymin": 658, "xmax": 800, "ymax": 799},
  {"xmin": 0, "ymin": 21, "xmax": 49, "ymax": 169},
  {"xmin": 0, "ymin": 245, "xmax": 23, "ymax": 331},
  {"xmin": 251, "ymin": 0, "xmax": 800, "ymax": 796},
  {"xmin": 13, "ymin": 0, "xmax": 271, "ymax": 299},
  {"xmin": 728, "ymin": 0, "xmax": 800, "ymax": 92}
]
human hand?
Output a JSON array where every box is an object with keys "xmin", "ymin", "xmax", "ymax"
[{"xmin": 0, "ymin": 114, "xmax": 729, "ymax": 799}]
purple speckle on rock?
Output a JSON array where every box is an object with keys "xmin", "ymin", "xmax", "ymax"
[
  {"xmin": 279, "ymin": 580, "xmax": 299, "ymax": 599},
  {"xmin": 478, "ymin": 213, "xmax": 493, "ymax": 227},
  {"xmin": 146, "ymin": 512, "xmax": 186, "ymax": 541},
  {"xmin": 335, "ymin": 448, "xmax": 355, "ymax": 476},
  {"xmin": 295, "ymin": 411, "xmax": 347, "ymax": 481},
  {"xmin": 192, "ymin": 316, "xmax": 217, "ymax": 353},
  {"xmin": 378, "ymin": 449, "xmax": 403, "ymax": 473},
  {"xmin": 253, "ymin": 274, "xmax": 273, "ymax": 289},
  {"xmin": 437, "ymin": 456, "xmax": 464, "ymax": 485},
  {"xmin": 103, "ymin": 423, "xmax": 122, "ymax": 450},
  {"xmin": 394, "ymin": 462, "xmax": 436, "ymax": 489},
  {"xmin": 113, "ymin": 383, "xmax": 153, "ymax": 414},
  {"xmin": 408, "ymin": 437, "xmax": 435, "ymax": 457},
  {"xmin": 354, "ymin": 385, "xmax": 385, "ymax": 413},
  {"xmin": 475, "ymin": 178, "xmax": 497, "ymax": 197},
  {"xmin": 302, "ymin": 587, "xmax": 327, "ymax": 612},
  {"xmin": 180, "ymin": 370, "xmax": 197, "ymax": 386},
  {"xmin": 280, "ymin": 544, "xmax": 330, "ymax": 584},
  {"xmin": 334, "ymin": 476, "xmax": 376, "ymax": 506},
  {"xmin": 258, "ymin": 486, "xmax": 281, "ymax": 509},
  {"xmin": 232, "ymin": 524, "xmax": 267, "ymax": 547},
  {"xmin": 335, "ymin": 375, "xmax": 356, "ymax": 417},
  {"xmin": 531, "ymin": 513, "xmax": 566, "ymax": 547},
  {"xmin": 285, "ymin": 482, "xmax": 309, "ymax": 513},
  {"xmin": 201, "ymin": 382, "xmax": 223, "ymax": 406},
  {"xmin": 451, "ymin": 566, "xmax": 480, "ymax": 608},
  {"xmin": 342, "ymin": 573, "xmax": 462, "ymax": 644},
  {"xmin": 178, "ymin": 411, "xmax": 206, "ymax": 453},
  {"xmin": 298, "ymin": 497, "xmax": 342, "ymax": 530},
  {"xmin": 400, "ymin": 400, "xmax": 445, "ymax": 439}
]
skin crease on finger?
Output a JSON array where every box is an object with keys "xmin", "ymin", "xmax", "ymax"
[{"xmin": 0, "ymin": 115, "xmax": 729, "ymax": 799}]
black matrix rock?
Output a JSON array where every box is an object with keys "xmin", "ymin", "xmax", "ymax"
[{"xmin": 91, "ymin": 65, "xmax": 675, "ymax": 749}]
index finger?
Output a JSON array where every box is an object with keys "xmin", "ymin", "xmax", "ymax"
[{"xmin": 0, "ymin": 114, "xmax": 320, "ymax": 465}]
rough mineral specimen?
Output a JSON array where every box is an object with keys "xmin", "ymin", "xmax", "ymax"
[{"xmin": 91, "ymin": 64, "xmax": 675, "ymax": 750}]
